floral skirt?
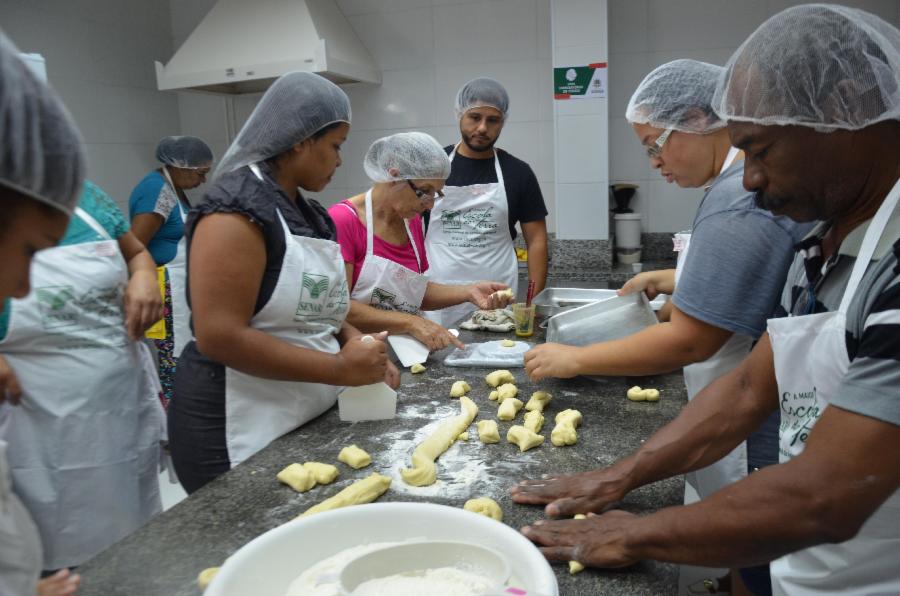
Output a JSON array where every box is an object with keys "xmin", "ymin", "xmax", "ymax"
[{"xmin": 153, "ymin": 271, "xmax": 177, "ymax": 406}]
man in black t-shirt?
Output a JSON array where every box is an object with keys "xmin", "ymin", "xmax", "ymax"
[{"xmin": 424, "ymin": 78, "xmax": 549, "ymax": 326}]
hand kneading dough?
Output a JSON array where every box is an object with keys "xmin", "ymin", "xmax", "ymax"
[
  {"xmin": 524, "ymin": 390, "xmax": 553, "ymax": 412},
  {"xmin": 501, "ymin": 339, "xmax": 516, "ymax": 348},
  {"xmin": 626, "ymin": 385, "xmax": 660, "ymax": 402},
  {"xmin": 551, "ymin": 409, "xmax": 583, "ymax": 446},
  {"xmin": 338, "ymin": 445, "xmax": 372, "ymax": 469},
  {"xmin": 507, "ymin": 425, "xmax": 544, "ymax": 451},
  {"xmin": 496, "ymin": 383, "xmax": 518, "ymax": 402},
  {"xmin": 410, "ymin": 363, "xmax": 426, "ymax": 374},
  {"xmin": 497, "ymin": 397, "xmax": 524, "ymax": 420},
  {"xmin": 299, "ymin": 473, "xmax": 392, "ymax": 517},
  {"xmin": 401, "ymin": 396, "xmax": 479, "ymax": 486},
  {"xmin": 277, "ymin": 463, "xmax": 316, "ymax": 492},
  {"xmin": 485, "ymin": 369, "xmax": 515, "ymax": 387},
  {"xmin": 569, "ymin": 514, "xmax": 587, "ymax": 574},
  {"xmin": 495, "ymin": 288, "xmax": 514, "ymax": 300},
  {"xmin": 450, "ymin": 380, "xmax": 471, "ymax": 397},
  {"xmin": 523, "ymin": 410, "xmax": 544, "ymax": 433},
  {"xmin": 197, "ymin": 567, "xmax": 219, "ymax": 590},
  {"xmin": 476, "ymin": 420, "xmax": 501, "ymax": 444},
  {"xmin": 488, "ymin": 390, "xmax": 499, "ymax": 401},
  {"xmin": 463, "ymin": 497, "xmax": 503, "ymax": 521},
  {"xmin": 303, "ymin": 462, "xmax": 339, "ymax": 485}
]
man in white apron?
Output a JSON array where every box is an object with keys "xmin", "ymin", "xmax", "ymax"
[
  {"xmin": 426, "ymin": 78, "xmax": 549, "ymax": 327},
  {"xmin": 512, "ymin": 7, "xmax": 900, "ymax": 594}
]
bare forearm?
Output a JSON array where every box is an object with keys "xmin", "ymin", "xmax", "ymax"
[
  {"xmin": 420, "ymin": 283, "xmax": 469, "ymax": 310},
  {"xmin": 526, "ymin": 237, "xmax": 548, "ymax": 296},
  {"xmin": 126, "ymin": 247, "xmax": 157, "ymax": 280},
  {"xmin": 346, "ymin": 300, "xmax": 414, "ymax": 335}
]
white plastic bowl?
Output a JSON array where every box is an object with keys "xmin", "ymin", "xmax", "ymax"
[{"xmin": 206, "ymin": 502, "xmax": 558, "ymax": 596}]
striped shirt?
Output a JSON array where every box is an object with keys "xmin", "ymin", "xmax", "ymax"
[{"xmin": 776, "ymin": 204, "xmax": 900, "ymax": 427}]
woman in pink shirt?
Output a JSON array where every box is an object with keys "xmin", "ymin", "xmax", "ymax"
[{"xmin": 329, "ymin": 132, "xmax": 512, "ymax": 352}]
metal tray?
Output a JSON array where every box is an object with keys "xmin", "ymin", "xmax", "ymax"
[
  {"xmin": 533, "ymin": 287, "xmax": 667, "ymax": 318},
  {"xmin": 546, "ymin": 291, "xmax": 658, "ymax": 347}
]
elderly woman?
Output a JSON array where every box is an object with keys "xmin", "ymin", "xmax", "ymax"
[
  {"xmin": 0, "ymin": 31, "xmax": 85, "ymax": 596},
  {"xmin": 518, "ymin": 59, "xmax": 814, "ymax": 594},
  {"xmin": 129, "ymin": 135, "xmax": 214, "ymax": 404},
  {"xmin": 169, "ymin": 72, "xmax": 395, "ymax": 494},
  {"xmin": 328, "ymin": 132, "xmax": 512, "ymax": 353}
]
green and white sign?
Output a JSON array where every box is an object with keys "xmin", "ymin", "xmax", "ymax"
[{"xmin": 554, "ymin": 62, "xmax": 607, "ymax": 100}]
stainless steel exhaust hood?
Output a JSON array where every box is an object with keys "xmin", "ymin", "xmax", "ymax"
[{"xmin": 156, "ymin": 0, "xmax": 381, "ymax": 94}]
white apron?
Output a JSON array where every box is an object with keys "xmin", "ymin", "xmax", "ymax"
[
  {"xmin": 224, "ymin": 165, "xmax": 350, "ymax": 466},
  {"xmin": 0, "ymin": 208, "xmax": 164, "ymax": 569},
  {"xmin": 425, "ymin": 146, "xmax": 518, "ymax": 327},
  {"xmin": 768, "ymin": 178, "xmax": 900, "ymax": 596},
  {"xmin": 0, "ymin": 434, "xmax": 42, "ymax": 596},
  {"xmin": 676, "ymin": 147, "xmax": 752, "ymax": 499},
  {"xmin": 345, "ymin": 190, "xmax": 429, "ymax": 314},
  {"xmin": 160, "ymin": 167, "xmax": 191, "ymax": 359}
]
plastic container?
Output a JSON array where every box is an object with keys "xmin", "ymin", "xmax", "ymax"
[
  {"xmin": 614, "ymin": 212, "xmax": 642, "ymax": 248},
  {"xmin": 617, "ymin": 247, "xmax": 642, "ymax": 264}
]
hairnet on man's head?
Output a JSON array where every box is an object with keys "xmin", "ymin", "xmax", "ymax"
[
  {"xmin": 626, "ymin": 60, "xmax": 726, "ymax": 134},
  {"xmin": 0, "ymin": 31, "xmax": 85, "ymax": 213},
  {"xmin": 156, "ymin": 136, "xmax": 214, "ymax": 169},
  {"xmin": 455, "ymin": 78, "xmax": 510, "ymax": 120},
  {"xmin": 713, "ymin": 4, "xmax": 900, "ymax": 131},
  {"xmin": 215, "ymin": 72, "xmax": 351, "ymax": 177},
  {"xmin": 363, "ymin": 132, "xmax": 451, "ymax": 183}
]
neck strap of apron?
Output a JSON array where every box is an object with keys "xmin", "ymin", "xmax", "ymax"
[
  {"xmin": 74, "ymin": 206, "xmax": 113, "ymax": 241},
  {"xmin": 161, "ymin": 166, "xmax": 188, "ymax": 221},
  {"xmin": 720, "ymin": 146, "xmax": 740, "ymax": 176},
  {"xmin": 250, "ymin": 163, "xmax": 292, "ymax": 239},
  {"xmin": 838, "ymin": 177, "xmax": 900, "ymax": 314},
  {"xmin": 448, "ymin": 143, "xmax": 505, "ymax": 187},
  {"xmin": 364, "ymin": 188, "xmax": 424, "ymax": 273}
]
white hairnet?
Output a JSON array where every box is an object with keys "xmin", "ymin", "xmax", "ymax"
[
  {"xmin": 713, "ymin": 4, "xmax": 900, "ymax": 131},
  {"xmin": 215, "ymin": 72, "xmax": 351, "ymax": 177},
  {"xmin": 454, "ymin": 77, "xmax": 509, "ymax": 120},
  {"xmin": 626, "ymin": 60, "xmax": 726, "ymax": 134},
  {"xmin": 0, "ymin": 31, "xmax": 85, "ymax": 213},
  {"xmin": 156, "ymin": 136, "xmax": 213, "ymax": 169},
  {"xmin": 363, "ymin": 132, "xmax": 451, "ymax": 183}
]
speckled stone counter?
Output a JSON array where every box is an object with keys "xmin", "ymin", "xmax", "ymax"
[{"xmin": 76, "ymin": 281, "xmax": 686, "ymax": 596}]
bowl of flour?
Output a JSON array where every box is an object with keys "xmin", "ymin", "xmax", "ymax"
[{"xmin": 205, "ymin": 502, "xmax": 558, "ymax": 596}]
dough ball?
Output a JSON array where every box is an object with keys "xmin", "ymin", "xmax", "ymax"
[
  {"xmin": 626, "ymin": 385, "xmax": 646, "ymax": 401},
  {"xmin": 457, "ymin": 431, "xmax": 469, "ymax": 441},
  {"xmin": 197, "ymin": 567, "xmax": 219, "ymax": 590},
  {"xmin": 551, "ymin": 409, "xmax": 583, "ymax": 447},
  {"xmin": 501, "ymin": 339, "xmax": 516, "ymax": 348},
  {"xmin": 497, "ymin": 397, "xmax": 524, "ymax": 421},
  {"xmin": 302, "ymin": 462, "xmax": 339, "ymax": 485},
  {"xmin": 507, "ymin": 425, "xmax": 544, "ymax": 452},
  {"xmin": 496, "ymin": 383, "xmax": 518, "ymax": 402},
  {"xmin": 410, "ymin": 363, "xmax": 426, "ymax": 374},
  {"xmin": 476, "ymin": 420, "xmax": 501, "ymax": 444},
  {"xmin": 277, "ymin": 463, "xmax": 316, "ymax": 492},
  {"xmin": 450, "ymin": 380, "xmax": 471, "ymax": 397},
  {"xmin": 643, "ymin": 388, "xmax": 661, "ymax": 402},
  {"xmin": 524, "ymin": 390, "xmax": 553, "ymax": 412},
  {"xmin": 523, "ymin": 410, "xmax": 544, "ymax": 433},
  {"xmin": 495, "ymin": 288, "xmax": 514, "ymax": 300},
  {"xmin": 337, "ymin": 445, "xmax": 372, "ymax": 469},
  {"xmin": 555, "ymin": 409, "xmax": 583, "ymax": 427},
  {"xmin": 485, "ymin": 369, "xmax": 515, "ymax": 387},
  {"xmin": 463, "ymin": 497, "xmax": 503, "ymax": 521},
  {"xmin": 488, "ymin": 390, "xmax": 499, "ymax": 401}
]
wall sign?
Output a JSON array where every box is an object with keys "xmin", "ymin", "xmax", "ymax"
[{"xmin": 554, "ymin": 62, "xmax": 607, "ymax": 100}]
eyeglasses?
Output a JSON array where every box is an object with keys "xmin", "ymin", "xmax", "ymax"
[
  {"xmin": 646, "ymin": 128, "xmax": 674, "ymax": 159},
  {"xmin": 407, "ymin": 180, "xmax": 444, "ymax": 202}
]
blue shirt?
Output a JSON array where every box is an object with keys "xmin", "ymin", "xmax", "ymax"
[
  {"xmin": 672, "ymin": 162, "xmax": 815, "ymax": 338},
  {"xmin": 128, "ymin": 170, "xmax": 187, "ymax": 266}
]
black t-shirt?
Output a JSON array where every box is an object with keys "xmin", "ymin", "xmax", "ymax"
[{"xmin": 427, "ymin": 146, "xmax": 547, "ymax": 240}]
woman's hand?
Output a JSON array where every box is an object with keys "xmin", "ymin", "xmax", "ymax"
[
  {"xmin": 0, "ymin": 355, "xmax": 22, "ymax": 405},
  {"xmin": 468, "ymin": 282, "xmax": 513, "ymax": 310},
  {"xmin": 384, "ymin": 360, "xmax": 401, "ymax": 389},
  {"xmin": 405, "ymin": 316, "xmax": 465, "ymax": 351},
  {"xmin": 618, "ymin": 269, "xmax": 675, "ymax": 300},
  {"xmin": 123, "ymin": 269, "xmax": 164, "ymax": 340},
  {"xmin": 37, "ymin": 569, "xmax": 81, "ymax": 596},
  {"xmin": 334, "ymin": 331, "xmax": 389, "ymax": 386}
]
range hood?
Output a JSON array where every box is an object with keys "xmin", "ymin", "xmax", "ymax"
[{"xmin": 156, "ymin": 0, "xmax": 381, "ymax": 94}]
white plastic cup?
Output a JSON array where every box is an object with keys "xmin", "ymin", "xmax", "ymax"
[{"xmin": 632, "ymin": 262, "xmax": 643, "ymax": 273}]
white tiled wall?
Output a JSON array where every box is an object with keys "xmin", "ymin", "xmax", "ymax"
[
  {"xmin": 608, "ymin": 0, "xmax": 900, "ymax": 234},
  {"xmin": 170, "ymin": 0, "xmax": 557, "ymax": 232},
  {"xmin": 0, "ymin": 0, "xmax": 182, "ymax": 210}
]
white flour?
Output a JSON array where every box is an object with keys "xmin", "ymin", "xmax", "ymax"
[
  {"xmin": 283, "ymin": 542, "xmax": 398, "ymax": 596},
  {"xmin": 352, "ymin": 566, "xmax": 495, "ymax": 595}
]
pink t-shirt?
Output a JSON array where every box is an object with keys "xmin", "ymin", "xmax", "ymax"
[{"xmin": 328, "ymin": 200, "xmax": 429, "ymax": 289}]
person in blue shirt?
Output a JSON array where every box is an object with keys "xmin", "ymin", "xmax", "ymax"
[{"xmin": 129, "ymin": 136, "xmax": 213, "ymax": 404}]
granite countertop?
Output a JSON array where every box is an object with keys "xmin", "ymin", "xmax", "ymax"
[{"xmin": 76, "ymin": 281, "xmax": 686, "ymax": 596}]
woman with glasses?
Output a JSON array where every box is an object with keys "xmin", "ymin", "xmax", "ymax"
[
  {"xmin": 329, "ymin": 132, "xmax": 513, "ymax": 354},
  {"xmin": 128, "ymin": 136, "xmax": 213, "ymax": 405}
]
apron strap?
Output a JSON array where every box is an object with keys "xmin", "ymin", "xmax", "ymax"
[
  {"xmin": 161, "ymin": 166, "xmax": 188, "ymax": 222},
  {"xmin": 838, "ymin": 177, "xmax": 900, "ymax": 314},
  {"xmin": 720, "ymin": 146, "xmax": 740, "ymax": 175},
  {"xmin": 363, "ymin": 190, "xmax": 424, "ymax": 274},
  {"xmin": 403, "ymin": 218, "xmax": 424, "ymax": 274},
  {"xmin": 74, "ymin": 207, "xmax": 113, "ymax": 241},
  {"xmin": 448, "ymin": 143, "xmax": 505, "ymax": 187}
]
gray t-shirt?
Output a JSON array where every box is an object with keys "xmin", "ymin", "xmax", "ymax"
[
  {"xmin": 673, "ymin": 162, "xmax": 814, "ymax": 338},
  {"xmin": 778, "ymin": 206, "xmax": 900, "ymax": 427}
]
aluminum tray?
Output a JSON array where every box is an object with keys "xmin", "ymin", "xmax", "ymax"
[
  {"xmin": 533, "ymin": 287, "xmax": 667, "ymax": 318},
  {"xmin": 546, "ymin": 291, "xmax": 658, "ymax": 347}
]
